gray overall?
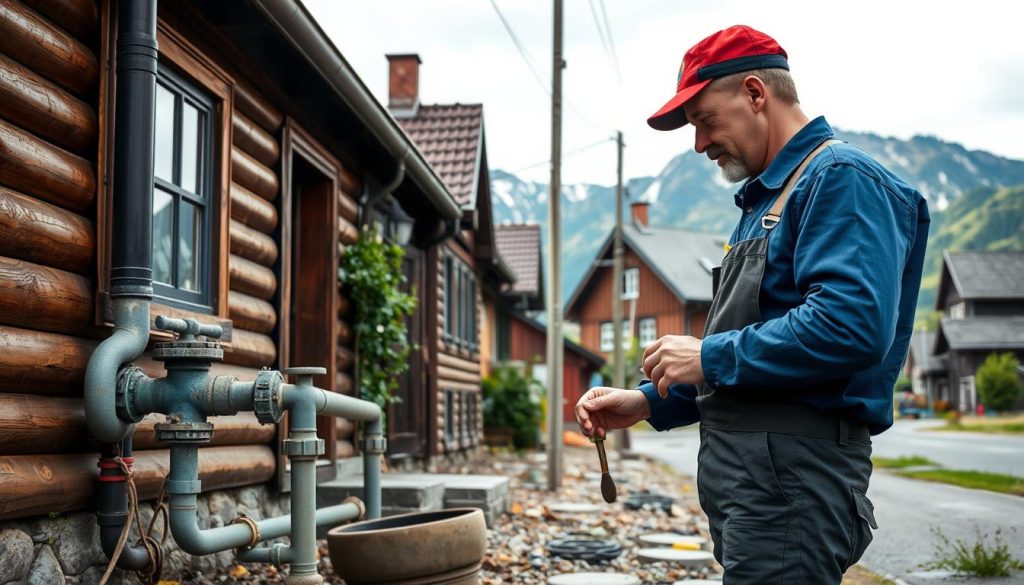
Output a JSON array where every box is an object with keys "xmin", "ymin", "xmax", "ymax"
[{"xmin": 696, "ymin": 140, "xmax": 879, "ymax": 584}]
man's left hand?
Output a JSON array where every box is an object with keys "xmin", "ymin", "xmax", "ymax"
[{"xmin": 642, "ymin": 335, "xmax": 705, "ymax": 398}]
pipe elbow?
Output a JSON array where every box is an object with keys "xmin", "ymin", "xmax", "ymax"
[{"xmin": 85, "ymin": 307, "xmax": 150, "ymax": 443}]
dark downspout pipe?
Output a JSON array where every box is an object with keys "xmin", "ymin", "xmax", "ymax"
[
  {"xmin": 93, "ymin": 0, "xmax": 159, "ymax": 572},
  {"xmin": 358, "ymin": 159, "xmax": 405, "ymax": 227}
]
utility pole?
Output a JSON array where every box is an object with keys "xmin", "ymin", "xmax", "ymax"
[
  {"xmin": 611, "ymin": 130, "xmax": 630, "ymax": 453},
  {"xmin": 546, "ymin": 0, "xmax": 565, "ymax": 491}
]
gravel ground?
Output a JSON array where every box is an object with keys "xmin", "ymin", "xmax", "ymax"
[{"xmin": 176, "ymin": 443, "xmax": 721, "ymax": 584}]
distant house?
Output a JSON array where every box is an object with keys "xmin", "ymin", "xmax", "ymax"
[
  {"xmin": 388, "ymin": 54, "xmax": 512, "ymax": 459},
  {"xmin": 929, "ymin": 251, "xmax": 1024, "ymax": 411},
  {"xmin": 491, "ymin": 224, "xmax": 604, "ymax": 421},
  {"xmin": 565, "ymin": 201, "xmax": 726, "ymax": 361},
  {"xmin": 904, "ymin": 331, "xmax": 948, "ymax": 408}
]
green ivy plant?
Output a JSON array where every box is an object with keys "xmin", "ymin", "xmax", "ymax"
[{"xmin": 338, "ymin": 228, "xmax": 417, "ymax": 424}]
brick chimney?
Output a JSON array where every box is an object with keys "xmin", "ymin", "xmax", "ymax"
[
  {"xmin": 386, "ymin": 53, "xmax": 421, "ymax": 111},
  {"xmin": 630, "ymin": 200, "xmax": 650, "ymax": 227}
]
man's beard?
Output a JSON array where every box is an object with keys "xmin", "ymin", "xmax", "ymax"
[{"xmin": 708, "ymin": 145, "xmax": 752, "ymax": 183}]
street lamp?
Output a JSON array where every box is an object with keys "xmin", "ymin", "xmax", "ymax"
[{"xmin": 389, "ymin": 198, "xmax": 414, "ymax": 246}]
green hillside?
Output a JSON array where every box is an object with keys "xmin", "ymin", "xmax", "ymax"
[{"xmin": 916, "ymin": 183, "xmax": 1024, "ymax": 324}]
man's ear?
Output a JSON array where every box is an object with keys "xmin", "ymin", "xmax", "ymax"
[{"xmin": 742, "ymin": 75, "xmax": 767, "ymax": 113}]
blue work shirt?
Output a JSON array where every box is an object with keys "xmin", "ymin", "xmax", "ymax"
[{"xmin": 641, "ymin": 117, "xmax": 930, "ymax": 435}]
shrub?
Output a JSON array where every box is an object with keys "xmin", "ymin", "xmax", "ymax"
[
  {"xmin": 976, "ymin": 353, "xmax": 1022, "ymax": 413},
  {"xmin": 482, "ymin": 365, "xmax": 544, "ymax": 449},
  {"xmin": 921, "ymin": 527, "xmax": 1024, "ymax": 577}
]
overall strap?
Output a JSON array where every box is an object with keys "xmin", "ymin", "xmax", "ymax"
[{"xmin": 761, "ymin": 139, "xmax": 842, "ymax": 230}]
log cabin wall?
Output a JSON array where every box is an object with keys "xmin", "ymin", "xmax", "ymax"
[
  {"xmin": 335, "ymin": 170, "xmax": 358, "ymax": 458},
  {"xmin": 435, "ymin": 240, "xmax": 483, "ymax": 455}
]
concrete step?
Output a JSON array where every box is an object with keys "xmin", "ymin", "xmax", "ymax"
[
  {"xmin": 316, "ymin": 475, "xmax": 446, "ymax": 519},
  {"xmin": 387, "ymin": 473, "xmax": 510, "ymax": 527}
]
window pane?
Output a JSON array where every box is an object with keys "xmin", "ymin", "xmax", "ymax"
[
  {"xmin": 178, "ymin": 202, "xmax": 200, "ymax": 291},
  {"xmin": 154, "ymin": 84, "xmax": 176, "ymax": 183},
  {"xmin": 180, "ymin": 102, "xmax": 200, "ymax": 194},
  {"xmin": 600, "ymin": 322, "xmax": 613, "ymax": 352},
  {"xmin": 152, "ymin": 188, "xmax": 174, "ymax": 285}
]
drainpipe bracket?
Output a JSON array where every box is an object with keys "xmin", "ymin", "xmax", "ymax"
[
  {"xmin": 361, "ymin": 435, "xmax": 387, "ymax": 455},
  {"xmin": 282, "ymin": 437, "xmax": 324, "ymax": 458}
]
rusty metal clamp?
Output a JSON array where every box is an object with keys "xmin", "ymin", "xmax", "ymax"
[{"xmin": 230, "ymin": 514, "xmax": 261, "ymax": 549}]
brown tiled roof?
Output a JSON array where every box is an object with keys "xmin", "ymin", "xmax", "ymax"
[
  {"xmin": 495, "ymin": 224, "xmax": 542, "ymax": 296},
  {"xmin": 397, "ymin": 104, "xmax": 482, "ymax": 207}
]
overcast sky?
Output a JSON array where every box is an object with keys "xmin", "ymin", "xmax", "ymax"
[{"xmin": 304, "ymin": 0, "xmax": 1024, "ymax": 188}]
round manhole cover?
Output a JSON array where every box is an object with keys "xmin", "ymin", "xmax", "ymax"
[
  {"xmin": 547, "ymin": 539, "xmax": 622, "ymax": 562},
  {"xmin": 638, "ymin": 533, "xmax": 707, "ymax": 547},
  {"xmin": 548, "ymin": 573, "xmax": 641, "ymax": 585},
  {"xmin": 623, "ymin": 491, "xmax": 675, "ymax": 512},
  {"xmin": 636, "ymin": 548, "xmax": 715, "ymax": 565}
]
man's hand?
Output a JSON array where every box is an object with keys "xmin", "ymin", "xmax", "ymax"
[
  {"xmin": 642, "ymin": 335, "xmax": 705, "ymax": 398},
  {"xmin": 575, "ymin": 387, "xmax": 651, "ymax": 439}
]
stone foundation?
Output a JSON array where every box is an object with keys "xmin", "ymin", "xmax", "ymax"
[{"xmin": 0, "ymin": 484, "xmax": 290, "ymax": 585}]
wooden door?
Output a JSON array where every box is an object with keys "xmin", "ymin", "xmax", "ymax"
[{"xmin": 388, "ymin": 246, "xmax": 426, "ymax": 459}]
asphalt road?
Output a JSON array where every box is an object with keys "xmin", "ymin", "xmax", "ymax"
[{"xmin": 630, "ymin": 422, "xmax": 1024, "ymax": 584}]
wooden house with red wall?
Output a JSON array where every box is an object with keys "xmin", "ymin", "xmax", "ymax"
[
  {"xmin": 492, "ymin": 224, "xmax": 604, "ymax": 422},
  {"xmin": 565, "ymin": 202, "xmax": 726, "ymax": 364},
  {"xmin": 0, "ymin": 0, "xmax": 464, "ymax": 578},
  {"xmin": 387, "ymin": 54, "xmax": 513, "ymax": 461}
]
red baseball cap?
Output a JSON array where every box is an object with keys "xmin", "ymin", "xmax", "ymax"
[{"xmin": 647, "ymin": 25, "xmax": 789, "ymax": 131}]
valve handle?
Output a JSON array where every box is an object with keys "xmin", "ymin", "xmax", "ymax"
[{"xmin": 155, "ymin": 315, "xmax": 223, "ymax": 341}]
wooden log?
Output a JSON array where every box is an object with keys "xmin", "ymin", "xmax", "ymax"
[
  {"xmin": 21, "ymin": 0, "xmax": 98, "ymax": 42},
  {"xmin": 337, "ymin": 320, "xmax": 353, "ymax": 345},
  {"xmin": 0, "ymin": 325, "xmax": 94, "ymax": 395},
  {"xmin": 335, "ymin": 417, "xmax": 354, "ymax": 438},
  {"xmin": 0, "ymin": 445, "xmax": 276, "ymax": 521},
  {"xmin": 335, "ymin": 440, "xmax": 355, "ymax": 459},
  {"xmin": 338, "ymin": 214, "xmax": 358, "ymax": 246},
  {"xmin": 335, "ymin": 372, "xmax": 353, "ymax": 396},
  {"xmin": 435, "ymin": 379, "xmax": 479, "ymax": 393},
  {"xmin": 336, "ymin": 346, "xmax": 354, "ymax": 372},
  {"xmin": 439, "ymin": 365, "xmax": 480, "ymax": 385},
  {"xmin": 0, "ymin": 399, "xmax": 274, "ymax": 455},
  {"xmin": 231, "ymin": 146, "xmax": 278, "ymax": 202},
  {"xmin": 228, "ymin": 290, "xmax": 276, "ymax": 335},
  {"xmin": 231, "ymin": 110, "xmax": 279, "ymax": 167},
  {"xmin": 223, "ymin": 328, "xmax": 276, "ymax": 368},
  {"xmin": 337, "ymin": 293, "xmax": 350, "ymax": 318},
  {"xmin": 234, "ymin": 83, "xmax": 282, "ymax": 133},
  {"xmin": 437, "ymin": 351, "xmax": 481, "ymax": 375},
  {"xmin": 230, "ymin": 181, "xmax": 278, "ymax": 233},
  {"xmin": 338, "ymin": 191, "xmax": 358, "ymax": 224},
  {"xmin": 0, "ymin": 256, "xmax": 92, "ymax": 334},
  {"xmin": 0, "ymin": 0, "xmax": 97, "ymax": 95},
  {"xmin": 0, "ymin": 118, "xmax": 95, "ymax": 213},
  {"xmin": 0, "ymin": 52, "xmax": 96, "ymax": 154},
  {"xmin": 229, "ymin": 219, "xmax": 278, "ymax": 266},
  {"xmin": 229, "ymin": 254, "xmax": 276, "ymax": 300},
  {"xmin": 0, "ymin": 185, "xmax": 94, "ymax": 274}
]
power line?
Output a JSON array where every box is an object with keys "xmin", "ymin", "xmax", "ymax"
[
  {"xmin": 596, "ymin": 0, "xmax": 622, "ymax": 83},
  {"xmin": 488, "ymin": 0, "xmax": 549, "ymax": 96},
  {"xmin": 512, "ymin": 136, "xmax": 614, "ymax": 174},
  {"xmin": 587, "ymin": 0, "xmax": 613, "ymax": 68},
  {"xmin": 488, "ymin": 0, "xmax": 612, "ymax": 134}
]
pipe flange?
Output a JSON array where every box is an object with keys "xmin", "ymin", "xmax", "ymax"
[
  {"xmin": 361, "ymin": 434, "xmax": 387, "ymax": 454},
  {"xmin": 152, "ymin": 340, "xmax": 224, "ymax": 362},
  {"xmin": 230, "ymin": 514, "xmax": 261, "ymax": 549},
  {"xmin": 115, "ymin": 366, "xmax": 149, "ymax": 423},
  {"xmin": 282, "ymin": 437, "xmax": 324, "ymax": 458},
  {"xmin": 253, "ymin": 369, "xmax": 284, "ymax": 425},
  {"xmin": 154, "ymin": 422, "xmax": 214, "ymax": 444}
]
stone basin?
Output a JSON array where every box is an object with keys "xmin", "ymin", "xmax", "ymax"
[{"xmin": 327, "ymin": 508, "xmax": 487, "ymax": 585}]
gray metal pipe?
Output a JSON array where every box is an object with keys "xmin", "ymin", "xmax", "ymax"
[
  {"xmin": 362, "ymin": 417, "xmax": 383, "ymax": 519},
  {"xmin": 85, "ymin": 298, "xmax": 150, "ymax": 443},
  {"xmin": 249, "ymin": 0, "xmax": 461, "ymax": 222},
  {"xmin": 282, "ymin": 384, "xmax": 382, "ymax": 421}
]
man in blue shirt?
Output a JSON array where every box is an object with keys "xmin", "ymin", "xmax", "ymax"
[{"xmin": 575, "ymin": 25, "xmax": 929, "ymax": 583}]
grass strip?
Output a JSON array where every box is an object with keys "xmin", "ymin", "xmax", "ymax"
[
  {"xmin": 936, "ymin": 422, "xmax": 1024, "ymax": 435},
  {"xmin": 897, "ymin": 469, "xmax": 1024, "ymax": 497},
  {"xmin": 872, "ymin": 455, "xmax": 937, "ymax": 469}
]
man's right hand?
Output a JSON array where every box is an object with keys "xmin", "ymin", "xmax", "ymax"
[{"xmin": 575, "ymin": 386, "xmax": 652, "ymax": 439}]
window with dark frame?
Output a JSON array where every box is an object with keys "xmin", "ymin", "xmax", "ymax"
[
  {"xmin": 442, "ymin": 252, "xmax": 479, "ymax": 352},
  {"xmin": 152, "ymin": 65, "xmax": 214, "ymax": 312}
]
